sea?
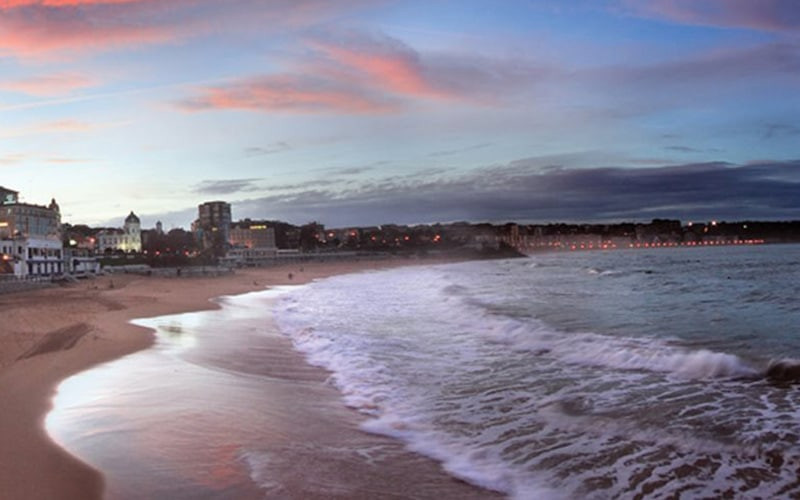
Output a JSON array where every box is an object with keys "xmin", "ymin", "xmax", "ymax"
[{"xmin": 47, "ymin": 244, "xmax": 800, "ymax": 499}]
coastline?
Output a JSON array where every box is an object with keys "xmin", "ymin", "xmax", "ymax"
[{"xmin": 0, "ymin": 256, "xmax": 500, "ymax": 499}]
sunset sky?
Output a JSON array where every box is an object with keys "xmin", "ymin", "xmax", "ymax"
[{"xmin": 2, "ymin": 0, "xmax": 799, "ymax": 229}]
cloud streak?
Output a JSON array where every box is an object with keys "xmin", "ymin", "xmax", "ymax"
[
  {"xmin": 179, "ymin": 75, "xmax": 395, "ymax": 114},
  {"xmin": 429, "ymin": 142, "xmax": 492, "ymax": 158},
  {"xmin": 310, "ymin": 31, "xmax": 449, "ymax": 100},
  {"xmin": 567, "ymin": 41, "xmax": 800, "ymax": 122},
  {"xmin": 193, "ymin": 179, "xmax": 262, "ymax": 196},
  {"xmin": 0, "ymin": 3, "xmax": 173, "ymax": 57},
  {"xmin": 0, "ymin": 119, "xmax": 99, "ymax": 138},
  {"xmin": 763, "ymin": 123, "xmax": 800, "ymax": 139},
  {"xmin": 0, "ymin": 1, "xmax": 142, "ymax": 6},
  {"xmin": 621, "ymin": 0, "xmax": 800, "ymax": 34},
  {"xmin": 179, "ymin": 23, "xmax": 798, "ymax": 120},
  {"xmin": 245, "ymin": 142, "xmax": 292, "ymax": 157},
  {"xmin": 0, "ymin": 153, "xmax": 28, "ymax": 165},
  {"xmin": 664, "ymin": 145, "xmax": 721, "ymax": 154},
  {"xmin": 0, "ymin": 0, "xmax": 377, "ymax": 59},
  {"xmin": 180, "ymin": 29, "xmax": 552, "ymax": 114},
  {"xmin": 0, "ymin": 72, "xmax": 99, "ymax": 96},
  {"xmin": 307, "ymin": 29, "xmax": 554, "ymax": 105}
]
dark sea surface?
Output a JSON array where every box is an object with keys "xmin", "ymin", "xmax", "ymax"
[{"xmin": 48, "ymin": 244, "xmax": 800, "ymax": 498}]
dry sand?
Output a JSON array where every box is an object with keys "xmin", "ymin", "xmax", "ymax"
[{"xmin": 0, "ymin": 258, "xmax": 498, "ymax": 499}]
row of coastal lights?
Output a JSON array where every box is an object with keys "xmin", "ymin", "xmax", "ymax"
[
  {"xmin": 562, "ymin": 239, "xmax": 765, "ymax": 251},
  {"xmin": 521, "ymin": 238, "xmax": 765, "ymax": 252}
]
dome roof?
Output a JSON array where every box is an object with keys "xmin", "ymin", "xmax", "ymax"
[{"xmin": 125, "ymin": 211, "xmax": 140, "ymax": 224}]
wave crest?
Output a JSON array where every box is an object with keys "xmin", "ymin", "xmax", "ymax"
[{"xmin": 483, "ymin": 318, "xmax": 759, "ymax": 379}]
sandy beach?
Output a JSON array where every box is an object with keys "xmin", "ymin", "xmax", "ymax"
[{"xmin": 0, "ymin": 258, "xmax": 498, "ymax": 499}]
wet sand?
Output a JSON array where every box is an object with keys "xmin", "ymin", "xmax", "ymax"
[{"xmin": 0, "ymin": 258, "xmax": 500, "ymax": 499}]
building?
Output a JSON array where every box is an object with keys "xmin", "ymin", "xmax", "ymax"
[
  {"xmin": 0, "ymin": 238, "xmax": 63, "ymax": 277},
  {"xmin": 64, "ymin": 247, "xmax": 101, "ymax": 276},
  {"xmin": 63, "ymin": 224, "xmax": 98, "ymax": 252},
  {"xmin": 0, "ymin": 191, "xmax": 61, "ymax": 241},
  {"xmin": 0, "ymin": 186, "xmax": 64, "ymax": 277},
  {"xmin": 224, "ymin": 219, "xmax": 278, "ymax": 266},
  {"xmin": 1, "ymin": 186, "xmax": 19, "ymax": 205},
  {"xmin": 229, "ymin": 219, "xmax": 276, "ymax": 249},
  {"xmin": 222, "ymin": 246, "xmax": 279, "ymax": 267},
  {"xmin": 195, "ymin": 201, "xmax": 231, "ymax": 252},
  {"xmin": 97, "ymin": 211, "xmax": 142, "ymax": 253}
]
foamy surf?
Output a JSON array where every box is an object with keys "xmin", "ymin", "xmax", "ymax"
[
  {"xmin": 481, "ymin": 317, "xmax": 760, "ymax": 379},
  {"xmin": 275, "ymin": 246, "xmax": 800, "ymax": 498}
]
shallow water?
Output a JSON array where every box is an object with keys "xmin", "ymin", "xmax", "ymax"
[{"xmin": 46, "ymin": 289, "xmax": 494, "ymax": 499}]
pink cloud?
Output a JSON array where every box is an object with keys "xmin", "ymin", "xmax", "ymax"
[
  {"xmin": 0, "ymin": 119, "xmax": 100, "ymax": 139},
  {"xmin": 312, "ymin": 39, "xmax": 449, "ymax": 100},
  {"xmin": 0, "ymin": 7, "xmax": 173, "ymax": 57},
  {"xmin": 0, "ymin": 153, "xmax": 28, "ymax": 165},
  {"xmin": 40, "ymin": 119, "xmax": 95, "ymax": 132},
  {"xmin": 622, "ymin": 0, "xmax": 800, "ymax": 33},
  {"xmin": 180, "ymin": 75, "xmax": 395, "ymax": 114},
  {"xmin": 306, "ymin": 31, "xmax": 548, "ymax": 105},
  {"xmin": 180, "ymin": 30, "xmax": 549, "ymax": 115},
  {"xmin": 0, "ymin": 0, "xmax": 141, "ymax": 7},
  {"xmin": 0, "ymin": 73, "xmax": 98, "ymax": 96},
  {"xmin": 0, "ymin": 1, "xmax": 382, "ymax": 59}
]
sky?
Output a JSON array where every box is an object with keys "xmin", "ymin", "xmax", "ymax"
[{"xmin": 1, "ymin": 0, "xmax": 799, "ymax": 229}]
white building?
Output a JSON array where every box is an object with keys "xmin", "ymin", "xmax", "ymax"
[
  {"xmin": 10, "ymin": 238, "xmax": 64, "ymax": 276},
  {"xmin": 222, "ymin": 246, "xmax": 279, "ymax": 267},
  {"xmin": 0, "ymin": 186, "xmax": 65, "ymax": 278},
  {"xmin": 97, "ymin": 211, "xmax": 142, "ymax": 253},
  {"xmin": 64, "ymin": 248, "xmax": 101, "ymax": 276}
]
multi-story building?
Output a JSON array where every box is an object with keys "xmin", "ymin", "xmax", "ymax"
[
  {"xmin": 0, "ymin": 189, "xmax": 61, "ymax": 240},
  {"xmin": 224, "ymin": 219, "xmax": 278, "ymax": 266},
  {"xmin": 1, "ymin": 186, "xmax": 17, "ymax": 206},
  {"xmin": 0, "ymin": 186, "xmax": 64, "ymax": 277},
  {"xmin": 97, "ymin": 211, "xmax": 142, "ymax": 253},
  {"xmin": 229, "ymin": 219, "xmax": 276, "ymax": 249},
  {"xmin": 195, "ymin": 201, "xmax": 231, "ymax": 252}
]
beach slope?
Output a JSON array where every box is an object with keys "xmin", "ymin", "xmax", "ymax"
[{"xmin": 0, "ymin": 260, "xmax": 498, "ymax": 499}]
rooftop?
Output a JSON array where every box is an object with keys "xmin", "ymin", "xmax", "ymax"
[{"xmin": 125, "ymin": 211, "xmax": 140, "ymax": 224}]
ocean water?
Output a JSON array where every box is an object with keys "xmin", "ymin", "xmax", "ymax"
[
  {"xmin": 47, "ymin": 245, "xmax": 800, "ymax": 498},
  {"xmin": 274, "ymin": 244, "xmax": 800, "ymax": 498}
]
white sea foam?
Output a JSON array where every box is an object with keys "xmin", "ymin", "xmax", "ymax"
[
  {"xmin": 273, "ymin": 252, "xmax": 800, "ymax": 498},
  {"xmin": 481, "ymin": 317, "xmax": 760, "ymax": 379},
  {"xmin": 239, "ymin": 450, "xmax": 285, "ymax": 496}
]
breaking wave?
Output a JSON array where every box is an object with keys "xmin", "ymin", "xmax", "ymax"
[{"xmin": 273, "ymin": 251, "xmax": 800, "ymax": 498}]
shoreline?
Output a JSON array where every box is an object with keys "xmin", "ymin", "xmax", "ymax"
[{"xmin": 0, "ymin": 256, "xmax": 497, "ymax": 499}]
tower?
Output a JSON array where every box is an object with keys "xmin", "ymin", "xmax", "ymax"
[
  {"xmin": 123, "ymin": 211, "xmax": 142, "ymax": 252},
  {"xmin": 197, "ymin": 201, "xmax": 231, "ymax": 252}
]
